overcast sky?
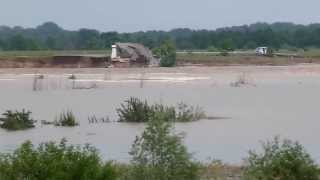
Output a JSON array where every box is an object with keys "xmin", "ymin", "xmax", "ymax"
[{"xmin": 0, "ymin": 0, "xmax": 319, "ymax": 32}]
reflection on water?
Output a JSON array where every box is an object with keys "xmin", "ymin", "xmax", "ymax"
[{"xmin": 0, "ymin": 72, "xmax": 320, "ymax": 164}]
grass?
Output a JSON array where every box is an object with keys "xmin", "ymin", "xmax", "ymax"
[
  {"xmin": 177, "ymin": 53, "xmax": 320, "ymax": 66},
  {"xmin": 0, "ymin": 110, "xmax": 36, "ymax": 131},
  {"xmin": 54, "ymin": 110, "xmax": 79, "ymax": 127},
  {"xmin": 117, "ymin": 97, "xmax": 208, "ymax": 123}
]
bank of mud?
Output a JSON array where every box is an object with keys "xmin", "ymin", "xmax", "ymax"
[
  {"xmin": 0, "ymin": 56, "xmax": 108, "ymax": 68},
  {"xmin": 0, "ymin": 55, "xmax": 320, "ymax": 68}
]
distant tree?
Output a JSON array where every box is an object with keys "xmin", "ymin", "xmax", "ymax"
[
  {"xmin": 101, "ymin": 32, "xmax": 120, "ymax": 48},
  {"xmin": 219, "ymin": 38, "xmax": 235, "ymax": 51},
  {"xmin": 77, "ymin": 29, "xmax": 102, "ymax": 49},
  {"xmin": 7, "ymin": 35, "xmax": 39, "ymax": 50},
  {"xmin": 154, "ymin": 40, "xmax": 177, "ymax": 67},
  {"xmin": 1, "ymin": 22, "xmax": 320, "ymax": 50},
  {"xmin": 45, "ymin": 36, "xmax": 57, "ymax": 49},
  {"xmin": 0, "ymin": 39, "xmax": 6, "ymax": 50}
]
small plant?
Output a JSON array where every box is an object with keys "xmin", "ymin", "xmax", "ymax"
[
  {"xmin": 244, "ymin": 136, "xmax": 320, "ymax": 180},
  {"xmin": 117, "ymin": 97, "xmax": 208, "ymax": 123},
  {"xmin": 230, "ymin": 73, "xmax": 255, "ymax": 87},
  {"xmin": 176, "ymin": 102, "xmax": 207, "ymax": 122},
  {"xmin": 54, "ymin": 110, "xmax": 79, "ymax": 127},
  {"xmin": 0, "ymin": 109, "xmax": 36, "ymax": 130},
  {"xmin": 117, "ymin": 97, "xmax": 151, "ymax": 122},
  {"xmin": 88, "ymin": 115, "xmax": 110, "ymax": 124},
  {"xmin": 32, "ymin": 74, "xmax": 45, "ymax": 91},
  {"xmin": 68, "ymin": 74, "xmax": 76, "ymax": 80}
]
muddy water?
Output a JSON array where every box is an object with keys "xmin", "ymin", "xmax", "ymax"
[{"xmin": 0, "ymin": 68, "xmax": 320, "ymax": 164}]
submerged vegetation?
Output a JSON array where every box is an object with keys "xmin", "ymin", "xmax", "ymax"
[
  {"xmin": 117, "ymin": 97, "xmax": 207, "ymax": 123},
  {"xmin": 54, "ymin": 110, "xmax": 79, "ymax": 127},
  {"xmin": 0, "ymin": 110, "xmax": 36, "ymax": 131}
]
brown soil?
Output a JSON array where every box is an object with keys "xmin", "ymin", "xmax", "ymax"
[
  {"xmin": 0, "ymin": 56, "xmax": 108, "ymax": 68},
  {"xmin": 177, "ymin": 55, "xmax": 319, "ymax": 66},
  {"xmin": 0, "ymin": 54, "xmax": 319, "ymax": 68}
]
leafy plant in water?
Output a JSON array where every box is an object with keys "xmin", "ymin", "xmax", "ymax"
[
  {"xmin": 54, "ymin": 110, "xmax": 79, "ymax": 127},
  {"xmin": 0, "ymin": 109, "xmax": 36, "ymax": 131},
  {"xmin": 176, "ymin": 102, "xmax": 207, "ymax": 122},
  {"xmin": 244, "ymin": 136, "xmax": 320, "ymax": 180},
  {"xmin": 117, "ymin": 97, "xmax": 151, "ymax": 123},
  {"xmin": 117, "ymin": 97, "xmax": 207, "ymax": 123}
]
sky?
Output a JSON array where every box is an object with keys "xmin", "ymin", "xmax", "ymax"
[{"xmin": 0, "ymin": 0, "xmax": 319, "ymax": 32}]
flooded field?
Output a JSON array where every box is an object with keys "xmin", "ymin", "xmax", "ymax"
[{"xmin": 0, "ymin": 65, "xmax": 320, "ymax": 164}]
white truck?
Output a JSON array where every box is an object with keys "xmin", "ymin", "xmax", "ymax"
[{"xmin": 255, "ymin": 47, "xmax": 268, "ymax": 55}]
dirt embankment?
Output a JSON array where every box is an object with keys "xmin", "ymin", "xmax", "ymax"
[
  {"xmin": 177, "ymin": 55, "xmax": 320, "ymax": 66},
  {"xmin": 0, "ymin": 56, "xmax": 109, "ymax": 68},
  {"xmin": 0, "ymin": 55, "xmax": 320, "ymax": 68}
]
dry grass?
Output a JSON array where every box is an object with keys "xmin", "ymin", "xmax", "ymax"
[{"xmin": 177, "ymin": 53, "xmax": 320, "ymax": 66}]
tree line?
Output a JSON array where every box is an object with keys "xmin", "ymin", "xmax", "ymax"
[{"xmin": 1, "ymin": 22, "xmax": 320, "ymax": 51}]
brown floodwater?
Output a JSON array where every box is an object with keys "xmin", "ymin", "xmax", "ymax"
[{"xmin": 0, "ymin": 66, "xmax": 319, "ymax": 164}]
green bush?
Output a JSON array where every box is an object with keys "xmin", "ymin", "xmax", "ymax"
[
  {"xmin": 129, "ymin": 112, "xmax": 200, "ymax": 180},
  {"xmin": 117, "ymin": 97, "xmax": 151, "ymax": 123},
  {"xmin": 117, "ymin": 97, "xmax": 207, "ymax": 123},
  {"xmin": 54, "ymin": 110, "xmax": 79, "ymax": 127},
  {"xmin": 0, "ymin": 139, "xmax": 118, "ymax": 180},
  {"xmin": 154, "ymin": 40, "xmax": 177, "ymax": 67},
  {"xmin": 244, "ymin": 136, "xmax": 320, "ymax": 180},
  {"xmin": 0, "ymin": 109, "xmax": 36, "ymax": 131}
]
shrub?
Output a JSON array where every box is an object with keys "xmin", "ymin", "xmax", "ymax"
[
  {"xmin": 0, "ymin": 109, "xmax": 36, "ymax": 131},
  {"xmin": 154, "ymin": 40, "xmax": 177, "ymax": 67},
  {"xmin": 0, "ymin": 139, "xmax": 118, "ymax": 180},
  {"xmin": 117, "ymin": 97, "xmax": 207, "ymax": 123},
  {"xmin": 244, "ymin": 136, "xmax": 320, "ymax": 180},
  {"xmin": 129, "ymin": 112, "xmax": 200, "ymax": 180},
  {"xmin": 117, "ymin": 97, "xmax": 150, "ymax": 123},
  {"xmin": 219, "ymin": 50, "xmax": 229, "ymax": 56},
  {"xmin": 54, "ymin": 110, "xmax": 79, "ymax": 127}
]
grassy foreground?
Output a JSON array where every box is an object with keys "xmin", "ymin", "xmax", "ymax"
[{"xmin": 0, "ymin": 103, "xmax": 319, "ymax": 179}]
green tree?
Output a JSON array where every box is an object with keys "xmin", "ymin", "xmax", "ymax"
[
  {"xmin": 7, "ymin": 35, "xmax": 39, "ymax": 50},
  {"xmin": 77, "ymin": 29, "xmax": 102, "ymax": 50},
  {"xmin": 129, "ymin": 112, "xmax": 199, "ymax": 180},
  {"xmin": 219, "ymin": 38, "xmax": 235, "ymax": 51},
  {"xmin": 244, "ymin": 136, "xmax": 319, "ymax": 180},
  {"xmin": 154, "ymin": 40, "xmax": 177, "ymax": 67}
]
